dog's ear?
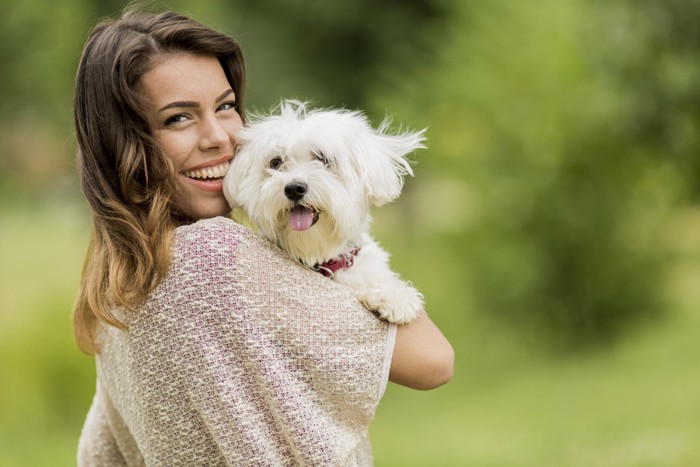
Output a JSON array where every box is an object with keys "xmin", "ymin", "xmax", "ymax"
[
  {"xmin": 223, "ymin": 132, "xmax": 255, "ymax": 209},
  {"xmin": 364, "ymin": 123, "xmax": 426, "ymax": 206}
]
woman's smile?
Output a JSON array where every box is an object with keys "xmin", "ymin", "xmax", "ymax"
[{"xmin": 182, "ymin": 157, "xmax": 232, "ymax": 192}]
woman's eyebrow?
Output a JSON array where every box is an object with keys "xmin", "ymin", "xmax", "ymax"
[
  {"xmin": 216, "ymin": 89, "xmax": 235, "ymax": 102},
  {"xmin": 158, "ymin": 89, "xmax": 234, "ymax": 113},
  {"xmin": 159, "ymin": 101, "xmax": 198, "ymax": 112}
]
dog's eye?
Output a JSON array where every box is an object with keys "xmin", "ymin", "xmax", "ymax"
[
  {"xmin": 269, "ymin": 157, "xmax": 284, "ymax": 170},
  {"xmin": 313, "ymin": 151, "xmax": 330, "ymax": 167}
]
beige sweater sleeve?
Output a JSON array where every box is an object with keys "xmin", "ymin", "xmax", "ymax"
[{"xmin": 78, "ymin": 217, "xmax": 395, "ymax": 466}]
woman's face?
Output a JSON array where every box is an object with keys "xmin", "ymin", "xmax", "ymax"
[{"xmin": 137, "ymin": 53, "xmax": 242, "ymax": 220}]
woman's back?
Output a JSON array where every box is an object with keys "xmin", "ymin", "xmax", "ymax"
[{"xmin": 79, "ymin": 217, "xmax": 395, "ymax": 466}]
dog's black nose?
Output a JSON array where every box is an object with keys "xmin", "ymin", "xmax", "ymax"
[{"xmin": 284, "ymin": 180, "xmax": 308, "ymax": 201}]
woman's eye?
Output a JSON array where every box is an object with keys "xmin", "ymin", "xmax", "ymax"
[
  {"xmin": 164, "ymin": 114, "xmax": 189, "ymax": 126},
  {"xmin": 218, "ymin": 101, "xmax": 237, "ymax": 112},
  {"xmin": 270, "ymin": 157, "xmax": 284, "ymax": 170}
]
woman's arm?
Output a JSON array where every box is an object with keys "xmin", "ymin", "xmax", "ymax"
[{"xmin": 389, "ymin": 312, "xmax": 454, "ymax": 390}]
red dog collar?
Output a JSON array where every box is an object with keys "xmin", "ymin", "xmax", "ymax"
[{"xmin": 313, "ymin": 248, "xmax": 361, "ymax": 278}]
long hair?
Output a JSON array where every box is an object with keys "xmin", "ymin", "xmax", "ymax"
[{"xmin": 73, "ymin": 9, "xmax": 246, "ymax": 354}]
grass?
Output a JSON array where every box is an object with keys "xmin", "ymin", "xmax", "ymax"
[
  {"xmin": 0, "ymin": 202, "xmax": 95, "ymax": 467},
  {"xmin": 2, "ymin": 202, "xmax": 700, "ymax": 466},
  {"xmin": 370, "ymin": 208, "xmax": 700, "ymax": 466},
  {"xmin": 372, "ymin": 312, "xmax": 700, "ymax": 466}
]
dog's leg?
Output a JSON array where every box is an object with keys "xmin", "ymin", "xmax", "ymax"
[
  {"xmin": 357, "ymin": 279, "xmax": 424, "ymax": 324},
  {"xmin": 335, "ymin": 240, "xmax": 423, "ymax": 324}
]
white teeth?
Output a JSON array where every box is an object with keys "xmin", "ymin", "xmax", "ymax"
[{"xmin": 184, "ymin": 161, "xmax": 230, "ymax": 179}]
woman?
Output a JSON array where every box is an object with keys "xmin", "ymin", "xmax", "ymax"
[{"xmin": 74, "ymin": 9, "xmax": 453, "ymax": 466}]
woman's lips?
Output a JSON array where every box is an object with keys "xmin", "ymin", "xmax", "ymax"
[{"xmin": 184, "ymin": 176, "xmax": 225, "ymax": 192}]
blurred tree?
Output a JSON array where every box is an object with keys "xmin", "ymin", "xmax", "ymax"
[
  {"xmin": 371, "ymin": 0, "xmax": 697, "ymax": 350},
  {"xmin": 0, "ymin": 0, "xmax": 90, "ymax": 196},
  {"xmin": 219, "ymin": 0, "xmax": 447, "ymax": 110},
  {"xmin": 603, "ymin": 0, "xmax": 700, "ymax": 200}
]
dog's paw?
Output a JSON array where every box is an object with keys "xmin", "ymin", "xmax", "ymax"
[{"xmin": 358, "ymin": 283, "xmax": 423, "ymax": 324}]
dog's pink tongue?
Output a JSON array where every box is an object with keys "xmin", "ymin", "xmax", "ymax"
[{"xmin": 289, "ymin": 206, "xmax": 314, "ymax": 231}]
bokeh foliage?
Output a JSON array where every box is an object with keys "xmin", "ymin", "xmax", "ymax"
[{"xmin": 371, "ymin": 0, "xmax": 699, "ymax": 348}]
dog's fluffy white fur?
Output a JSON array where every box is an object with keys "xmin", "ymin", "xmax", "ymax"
[{"xmin": 223, "ymin": 100, "xmax": 426, "ymax": 324}]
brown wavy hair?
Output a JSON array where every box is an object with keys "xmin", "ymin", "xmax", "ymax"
[{"xmin": 73, "ymin": 9, "xmax": 246, "ymax": 354}]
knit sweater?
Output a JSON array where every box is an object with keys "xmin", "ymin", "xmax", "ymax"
[{"xmin": 77, "ymin": 217, "xmax": 396, "ymax": 466}]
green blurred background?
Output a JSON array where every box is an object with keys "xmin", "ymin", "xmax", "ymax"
[{"xmin": 2, "ymin": 0, "xmax": 700, "ymax": 465}]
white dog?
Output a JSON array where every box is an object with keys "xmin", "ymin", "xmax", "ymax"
[{"xmin": 223, "ymin": 101, "xmax": 425, "ymax": 324}]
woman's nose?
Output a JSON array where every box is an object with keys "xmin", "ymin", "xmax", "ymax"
[{"xmin": 199, "ymin": 116, "xmax": 232, "ymax": 151}]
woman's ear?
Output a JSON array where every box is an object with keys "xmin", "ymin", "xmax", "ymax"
[{"xmin": 364, "ymin": 126, "xmax": 426, "ymax": 207}]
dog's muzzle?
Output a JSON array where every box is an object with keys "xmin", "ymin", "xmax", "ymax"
[
  {"xmin": 284, "ymin": 180, "xmax": 308, "ymax": 202},
  {"xmin": 285, "ymin": 180, "xmax": 320, "ymax": 231}
]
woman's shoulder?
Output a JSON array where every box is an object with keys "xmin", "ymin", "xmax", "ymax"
[
  {"xmin": 170, "ymin": 216, "xmax": 334, "ymax": 294},
  {"xmin": 174, "ymin": 216, "xmax": 265, "ymax": 259},
  {"xmin": 170, "ymin": 216, "xmax": 297, "ymax": 283},
  {"xmin": 176, "ymin": 216, "xmax": 247, "ymax": 244}
]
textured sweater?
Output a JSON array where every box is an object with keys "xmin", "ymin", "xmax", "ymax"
[{"xmin": 77, "ymin": 217, "xmax": 396, "ymax": 466}]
